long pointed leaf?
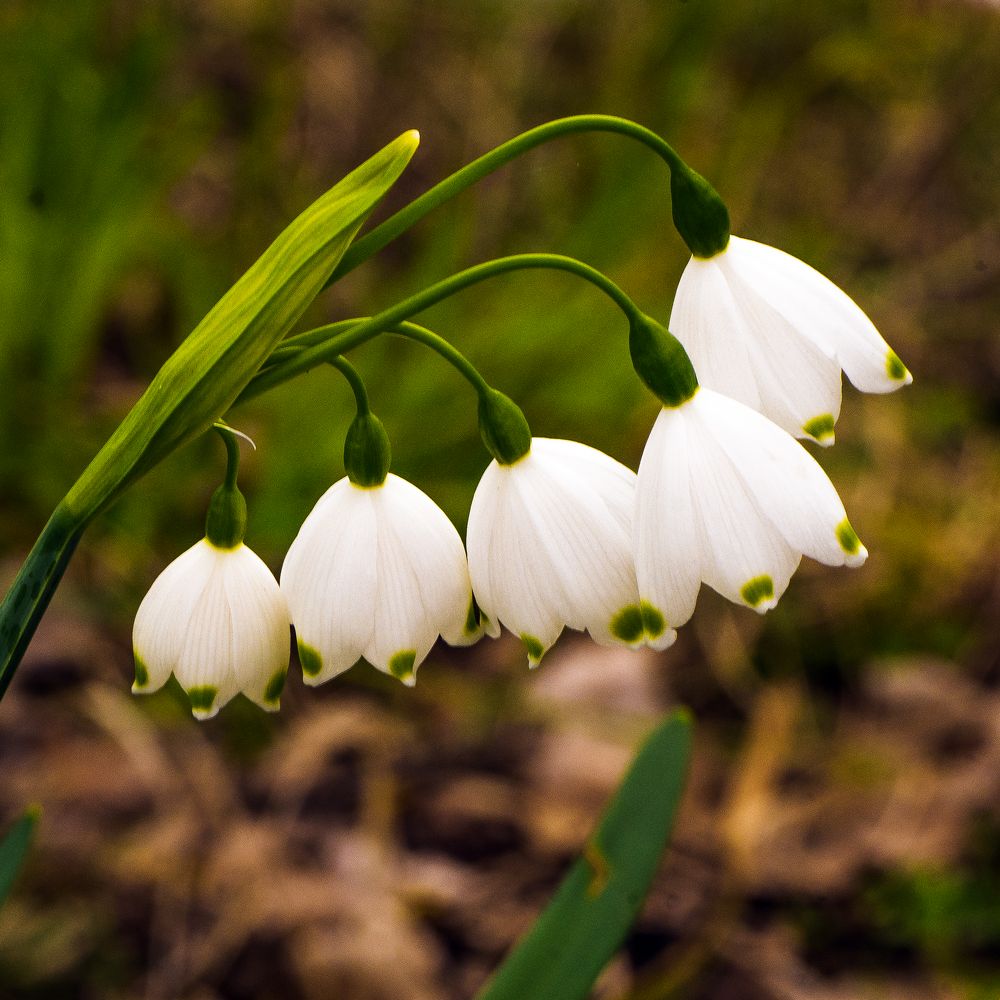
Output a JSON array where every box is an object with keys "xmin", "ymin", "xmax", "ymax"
[
  {"xmin": 0, "ymin": 131, "xmax": 419, "ymax": 700},
  {"xmin": 476, "ymin": 710, "xmax": 692, "ymax": 1000}
]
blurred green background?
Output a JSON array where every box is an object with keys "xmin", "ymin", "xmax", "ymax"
[{"xmin": 1, "ymin": 0, "xmax": 998, "ymax": 998}]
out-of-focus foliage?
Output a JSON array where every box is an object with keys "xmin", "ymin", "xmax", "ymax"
[{"xmin": 0, "ymin": 0, "xmax": 998, "ymax": 997}]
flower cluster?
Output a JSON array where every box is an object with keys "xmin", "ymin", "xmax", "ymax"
[{"xmin": 132, "ymin": 233, "xmax": 908, "ymax": 720}]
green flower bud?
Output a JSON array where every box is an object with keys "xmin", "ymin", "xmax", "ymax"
[
  {"xmin": 205, "ymin": 483, "xmax": 247, "ymax": 549},
  {"xmin": 344, "ymin": 412, "xmax": 392, "ymax": 487},
  {"xmin": 629, "ymin": 313, "xmax": 699, "ymax": 408},
  {"xmin": 670, "ymin": 161, "xmax": 730, "ymax": 259},
  {"xmin": 478, "ymin": 388, "xmax": 532, "ymax": 465}
]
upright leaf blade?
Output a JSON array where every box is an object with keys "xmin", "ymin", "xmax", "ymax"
[
  {"xmin": 0, "ymin": 131, "xmax": 419, "ymax": 700},
  {"xmin": 0, "ymin": 807, "xmax": 39, "ymax": 907},
  {"xmin": 476, "ymin": 710, "xmax": 692, "ymax": 1000},
  {"xmin": 64, "ymin": 128, "xmax": 420, "ymax": 521}
]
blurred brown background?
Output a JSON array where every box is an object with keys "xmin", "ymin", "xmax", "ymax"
[{"xmin": 1, "ymin": 0, "xmax": 999, "ymax": 997}]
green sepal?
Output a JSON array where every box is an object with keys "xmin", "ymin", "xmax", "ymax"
[
  {"xmin": 628, "ymin": 313, "xmax": 699, "ymax": 407},
  {"xmin": 344, "ymin": 412, "xmax": 392, "ymax": 487},
  {"xmin": 478, "ymin": 388, "xmax": 532, "ymax": 465},
  {"xmin": 205, "ymin": 483, "xmax": 247, "ymax": 548},
  {"xmin": 669, "ymin": 160, "xmax": 730, "ymax": 259}
]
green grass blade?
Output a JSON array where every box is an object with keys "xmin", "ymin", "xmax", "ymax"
[
  {"xmin": 64, "ymin": 129, "xmax": 420, "ymax": 522},
  {"xmin": 475, "ymin": 710, "xmax": 692, "ymax": 1000},
  {"xmin": 0, "ymin": 807, "xmax": 39, "ymax": 906},
  {"xmin": 0, "ymin": 131, "xmax": 419, "ymax": 701}
]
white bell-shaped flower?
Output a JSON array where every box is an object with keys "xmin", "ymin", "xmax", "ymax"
[
  {"xmin": 670, "ymin": 235, "xmax": 912, "ymax": 445},
  {"xmin": 280, "ymin": 474, "xmax": 481, "ymax": 687},
  {"xmin": 467, "ymin": 437, "xmax": 672, "ymax": 668},
  {"xmin": 133, "ymin": 539, "xmax": 291, "ymax": 720},
  {"xmin": 635, "ymin": 387, "xmax": 868, "ymax": 630}
]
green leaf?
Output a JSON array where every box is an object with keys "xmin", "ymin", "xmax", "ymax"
[
  {"xmin": 0, "ymin": 806, "xmax": 39, "ymax": 907},
  {"xmin": 0, "ymin": 131, "xmax": 419, "ymax": 701},
  {"xmin": 475, "ymin": 710, "xmax": 693, "ymax": 1000},
  {"xmin": 64, "ymin": 128, "xmax": 420, "ymax": 522}
]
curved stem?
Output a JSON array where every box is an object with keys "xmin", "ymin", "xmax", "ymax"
[
  {"xmin": 389, "ymin": 321, "xmax": 491, "ymax": 396},
  {"xmin": 212, "ymin": 424, "xmax": 241, "ymax": 490},
  {"xmin": 327, "ymin": 115, "xmax": 684, "ymax": 285},
  {"xmin": 329, "ymin": 356, "xmax": 371, "ymax": 415},
  {"xmin": 239, "ymin": 252, "xmax": 641, "ymax": 405}
]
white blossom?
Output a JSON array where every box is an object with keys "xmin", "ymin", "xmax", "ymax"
[
  {"xmin": 133, "ymin": 539, "xmax": 290, "ymax": 719},
  {"xmin": 670, "ymin": 235, "xmax": 912, "ymax": 444},
  {"xmin": 280, "ymin": 474, "xmax": 480, "ymax": 687},
  {"xmin": 467, "ymin": 437, "xmax": 672, "ymax": 667},
  {"xmin": 635, "ymin": 387, "xmax": 867, "ymax": 630}
]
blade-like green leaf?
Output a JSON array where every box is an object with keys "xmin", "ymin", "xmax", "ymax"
[
  {"xmin": 65, "ymin": 128, "xmax": 420, "ymax": 522},
  {"xmin": 475, "ymin": 710, "xmax": 692, "ymax": 1000},
  {"xmin": 0, "ymin": 807, "xmax": 39, "ymax": 906},
  {"xmin": 0, "ymin": 131, "xmax": 419, "ymax": 700}
]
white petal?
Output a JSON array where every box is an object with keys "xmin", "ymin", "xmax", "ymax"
[
  {"xmin": 363, "ymin": 479, "xmax": 444, "ymax": 683},
  {"xmin": 685, "ymin": 398, "xmax": 801, "ymax": 611},
  {"xmin": 281, "ymin": 480, "xmax": 377, "ymax": 685},
  {"xmin": 670, "ymin": 256, "xmax": 763, "ymax": 412},
  {"xmin": 468, "ymin": 459, "xmax": 566, "ymax": 663},
  {"xmin": 380, "ymin": 476, "xmax": 481, "ymax": 649},
  {"xmin": 672, "ymin": 246, "xmax": 842, "ymax": 441},
  {"xmin": 173, "ymin": 545, "xmax": 242, "ymax": 719},
  {"xmin": 223, "ymin": 547, "xmax": 290, "ymax": 711},
  {"xmin": 696, "ymin": 388, "xmax": 867, "ymax": 569},
  {"xmin": 635, "ymin": 407, "xmax": 703, "ymax": 631},
  {"xmin": 728, "ymin": 236, "xmax": 911, "ymax": 394},
  {"xmin": 132, "ymin": 538, "xmax": 218, "ymax": 694}
]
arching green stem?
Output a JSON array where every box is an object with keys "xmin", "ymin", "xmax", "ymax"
[
  {"xmin": 389, "ymin": 322, "xmax": 492, "ymax": 396},
  {"xmin": 328, "ymin": 356, "xmax": 371, "ymax": 415},
  {"xmin": 238, "ymin": 253, "xmax": 643, "ymax": 404},
  {"xmin": 326, "ymin": 114, "xmax": 693, "ymax": 284}
]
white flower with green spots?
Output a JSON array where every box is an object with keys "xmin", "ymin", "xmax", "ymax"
[
  {"xmin": 670, "ymin": 235, "xmax": 912, "ymax": 446},
  {"xmin": 280, "ymin": 474, "xmax": 480, "ymax": 687},
  {"xmin": 132, "ymin": 539, "xmax": 290, "ymax": 720},
  {"xmin": 635, "ymin": 387, "xmax": 867, "ymax": 629},
  {"xmin": 467, "ymin": 437, "xmax": 672, "ymax": 667}
]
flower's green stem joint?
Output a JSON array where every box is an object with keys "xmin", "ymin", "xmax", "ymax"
[
  {"xmin": 629, "ymin": 313, "xmax": 699, "ymax": 407},
  {"xmin": 344, "ymin": 412, "xmax": 392, "ymax": 487},
  {"xmin": 478, "ymin": 388, "xmax": 532, "ymax": 465},
  {"xmin": 669, "ymin": 160, "xmax": 730, "ymax": 259},
  {"xmin": 331, "ymin": 356, "xmax": 392, "ymax": 487},
  {"xmin": 205, "ymin": 425, "xmax": 248, "ymax": 549}
]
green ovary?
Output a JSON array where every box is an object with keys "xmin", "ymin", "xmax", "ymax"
[{"xmin": 740, "ymin": 575, "xmax": 775, "ymax": 608}]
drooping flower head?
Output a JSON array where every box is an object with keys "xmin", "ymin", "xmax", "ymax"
[
  {"xmin": 466, "ymin": 390, "xmax": 670, "ymax": 666},
  {"xmin": 133, "ymin": 540, "xmax": 291, "ymax": 719},
  {"xmin": 629, "ymin": 313, "xmax": 867, "ymax": 632},
  {"xmin": 280, "ymin": 407, "xmax": 480, "ymax": 687},
  {"xmin": 669, "ymin": 235, "xmax": 912, "ymax": 444},
  {"xmin": 133, "ymin": 427, "xmax": 290, "ymax": 719}
]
